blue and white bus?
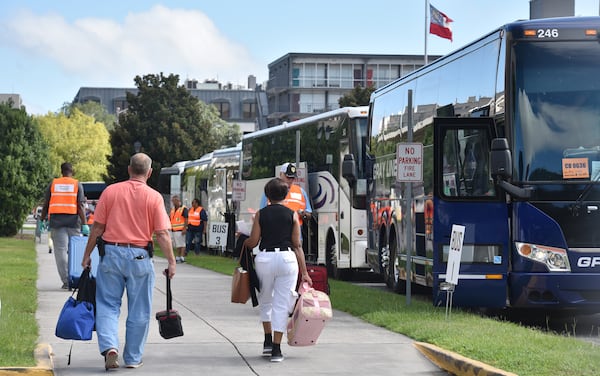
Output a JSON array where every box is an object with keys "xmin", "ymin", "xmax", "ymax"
[
  {"xmin": 238, "ymin": 107, "xmax": 370, "ymax": 279},
  {"xmin": 358, "ymin": 17, "xmax": 600, "ymax": 310}
]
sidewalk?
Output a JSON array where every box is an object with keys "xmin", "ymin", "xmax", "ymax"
[{"xmin": 35, "ymin": 232, "xmax": 449, "ymax": 376}]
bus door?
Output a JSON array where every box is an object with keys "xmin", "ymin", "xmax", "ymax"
[
  {"xmin": 432, "ymin": 117, "xmax": 509, "ymax": 308},
  {"xmin": 337, "ymin": 139, "xmax": 353, "ymax": 273}
]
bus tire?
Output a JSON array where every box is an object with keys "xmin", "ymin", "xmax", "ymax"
[
  {"xmin": 326, "ymin": 234, "xmax": 338, "ymax": 278},
  {"xmin": 388, "ymin": 233, "xmax": 406, "ymax": 294}
]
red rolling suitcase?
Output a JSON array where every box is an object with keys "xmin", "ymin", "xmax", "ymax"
[
  {"xmin": 287, "ymin": 283, "xmax": 333, "ymax": 346},
  {"xmin": 304, "ymin": 264, "xmax": 329, "ymax": 295}
]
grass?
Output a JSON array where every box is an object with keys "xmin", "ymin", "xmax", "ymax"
[
  {"xmin": 167, "ymin": 250, "xmax": 600, "ymax": 376},
  {"xmin": 0, "ymin": 236, "xmax": 39, "ymax": 367}
]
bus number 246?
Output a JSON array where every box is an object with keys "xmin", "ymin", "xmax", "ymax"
[{"xmin": 537, "ymin": 28, "xmax": 559, "ymax": 38}]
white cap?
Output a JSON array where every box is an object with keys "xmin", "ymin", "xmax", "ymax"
[{"xmin": 280, "ymin": 163, "xmax": 297, "ymax": 177}]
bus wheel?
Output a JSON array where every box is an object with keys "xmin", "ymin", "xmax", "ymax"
[
  {"xmin": 388, "ymin": 234, "xmax": 405, "ymax": 294},
  {"xmin": 326, "ymin": 235, "xmax": 338, "ymax": 278}
]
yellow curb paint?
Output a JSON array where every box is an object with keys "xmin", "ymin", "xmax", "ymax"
[
  {"xmin": 414, "ymin": 342, "xmax": 518, "ymax": 376},
  {"xmin": 0, "ymin": 344, "xmax": 54, "ymax": 375}
]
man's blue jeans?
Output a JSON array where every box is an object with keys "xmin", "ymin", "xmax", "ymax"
[
  {"xmin": 186, "ymin": 230, "xmax": 202, "ymax": 255},
  {"xmin": 96, "ymin": 244, "xmax": 154, "ymax": 365}
]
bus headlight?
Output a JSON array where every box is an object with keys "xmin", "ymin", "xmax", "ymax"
[{"xmin": 515, "ymin": 242, "xmax": 570, "ymax": 272}]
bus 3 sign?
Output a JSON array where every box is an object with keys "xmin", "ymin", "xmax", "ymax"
[
  {"xmin": 209, "ymin": 222, "xmax": 229, "ymax": 249},
  {"xmin": 396, "ymin": 143, "xmax": 423, "ymax": 182}
]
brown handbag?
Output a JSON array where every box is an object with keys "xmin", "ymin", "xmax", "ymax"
[{"xmin": 231, "ymin": 266, "xmax": 251, "ymax": 304}]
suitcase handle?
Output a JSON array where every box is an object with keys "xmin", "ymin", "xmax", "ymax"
[{"xmin": 299, "ymin": 281, "xmax": 312, "ymax": 295}]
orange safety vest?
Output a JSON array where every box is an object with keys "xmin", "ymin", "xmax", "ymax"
[
  {"xmin": 87, "ymin": 213, "xmax": 94, "ymax": 225},
  {"xmin": 48, "ymin": 177, "xmax": 79, "ymax": 215},
  {"xmin": 284, "ymin": 184, "xmax": 308, "ymax": 226},
  {"xmin": 170, "ymin": 206, "xmax": 186, "ymax": 231},
  {"xmin": 187, "ymin": 206, "xmax": 203, "ymax": 227}
]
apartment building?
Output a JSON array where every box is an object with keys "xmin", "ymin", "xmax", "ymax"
[
  {"xmin": 266, "ymin": 53, "xmax": 439, "ymax": 125},
  {"xmin": 72, "ymin": 76, "xmax": 268, "ymax": 134}
]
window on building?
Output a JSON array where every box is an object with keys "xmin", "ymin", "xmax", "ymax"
[
  {"xmin": 316, "ymin": 63, "xmax": 327, "ymax": 87},
  {"xmin": 304, "ymin": 64, "xmax": 316, "ymax": 87},
  {"xmin": 329, "ymin": 64, "xmax": 341, "ymax": 87},
  {"xmin": 292, "ymin": 66, "xmax": 300, "ymax": 87},
  {"xmin": 213, "ymin": 101, "xmax": 230, "ymax": 119},
  {"xmin": 341, "ymin": 65, "xmax": 354, "ymax": 88},
  {"xmin": 113, "ymin": 99, "xmax": 127, "ymax": 114},
  {"xmin": 242, "ymin": 101, "xmax": 256, "ymax": 120},
  {"xmin": 353, "ymin": 68, "xmax": 364, "ymax": 87}
]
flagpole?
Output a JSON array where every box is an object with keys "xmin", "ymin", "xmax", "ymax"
[{"xmin": 424, "ymin": 0, "xmax": 429, "ymax": 65}]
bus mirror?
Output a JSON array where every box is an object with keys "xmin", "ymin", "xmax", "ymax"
[
  {"xmin": 342, "ymin": 154, "xmax": 357, "ymax": 185},
  {"xmin": 490, "ymin": 138, "xmax": 512, "ymax": 180}
]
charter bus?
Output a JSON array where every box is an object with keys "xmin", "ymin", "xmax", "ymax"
[
  {"xmin": 181, "ymin": 144, "xmax": 242, "ymax": 253},
  {"xmin": 157, "ymin": 161, "xmax": 189, "ymax": 211},
  {"xmin": 238, "ymin": 107, "xmax": 370, "ymax": 279},
  {"xmin": 356, "ymin": 17, "xmax": 600, "ymax": 310}
]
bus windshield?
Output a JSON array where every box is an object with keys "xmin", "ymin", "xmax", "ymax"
[{"xmin": 513, "ymin": 40, "xmax": 600, "ymax": 183}]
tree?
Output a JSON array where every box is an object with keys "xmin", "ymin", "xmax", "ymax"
[
  {"xmin": 61, "ymin": 101, "xmax": 118, "ymax": 132},
  {"xmin": 36, "ymin": 109, "xmax": 111, "ymax": 181},
  {"xmin": 108, "ymin": 73, "xmax": 220, "ymax": 187},
  {"xmin": 338, "ymin": 85, "xmax": 376, "ymax": 107},
  {"xmin": 0, "ymin": 102, "xmax": 52, "ymax": 236},
  {"xmin": 198, "ymin": 100, "xmax": 241, "ymax": 148}
]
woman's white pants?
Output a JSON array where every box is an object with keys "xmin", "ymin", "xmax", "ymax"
[{"xmin": 254, "ymin": 250, "xmax": 299, "ymax": 333}]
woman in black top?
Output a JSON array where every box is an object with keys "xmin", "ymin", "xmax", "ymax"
[{"xmin": 244, "ymin": 178, "xmax": 312, "ymax": 362}]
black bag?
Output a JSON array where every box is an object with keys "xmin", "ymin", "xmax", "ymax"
[
  {"xmin": 155, "ymin": 269, "xmax": 183, "ymax": 339},
  {"xmin": 76, "ymin": 267, "xmax": 96, "ymax": 317}
]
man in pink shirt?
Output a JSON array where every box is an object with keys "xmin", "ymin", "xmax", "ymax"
[{"xmin": 82, "ymin": 153, "xmax": 176, "ymax": 370}]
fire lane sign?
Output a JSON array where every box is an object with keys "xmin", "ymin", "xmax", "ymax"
[{"xmin": 396, "ymin": 143, "xmax": 423, "ymax": 182}]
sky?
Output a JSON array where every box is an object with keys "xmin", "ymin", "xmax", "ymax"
[{"xmin": 1, "ymin": 0, "xmax": 599, "ymax": 115}]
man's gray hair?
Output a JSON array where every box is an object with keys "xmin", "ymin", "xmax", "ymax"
[{"xmin": 129, "ymin": 153, "xmax": 152, "ymax": 175}]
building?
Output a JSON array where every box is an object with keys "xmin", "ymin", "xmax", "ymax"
[
  {"xmin": 0, "ymin": 94, "xmax": 22, "ymax": 109},
  {"xmin": 72, "ymin": 54, "xmax": 439, "ymax": 132},
  {"xmin": 72, "ymin": 76, "xmax": 268, "ymax": 134},
  {"xmin": 266, "ymin": 53, "xmax": 440, "ymax": 125},
  {"xmin": 529, "ymin": 0, "xmax": 574, "ymax": 19}
]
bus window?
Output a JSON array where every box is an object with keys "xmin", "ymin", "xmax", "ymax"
[{"xmin": 441, "ymin": 128, "xmax": 494, "ymax": 198}]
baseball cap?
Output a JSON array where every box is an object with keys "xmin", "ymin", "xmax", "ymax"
[{"xmin": 280, "ymin": 163, "xmax": 297, "ymax": 177}]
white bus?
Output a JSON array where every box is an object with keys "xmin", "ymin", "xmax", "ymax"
[
  {"xmin": 238, "ymin": 107, "xmax": 370, "ymax": 279},
  {"xmin": 182, "ymin": 144, "xmax": 242, "ymax": 253},
  {"xmin": 157, "ymin": 161, "xmax": 189, "ymax": 212}
]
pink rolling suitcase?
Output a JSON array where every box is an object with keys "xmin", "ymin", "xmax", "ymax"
[{"xmin": 287, "ymin": 283, "xmax": 333, "ymax": 346}]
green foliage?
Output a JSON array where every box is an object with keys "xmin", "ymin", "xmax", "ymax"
[
  {"xmin": 0, "ymin": 238, "xmax": 38, "ymax": 366},
  {"xmin": 108, "ymin": 73, "xmax": 220, "ymax": 187},
  {"xmin": 338, "ymin": 85, "xmax": 376, "ymax": 107},
  {"xmin": 200, "ymin": 100, "xmax": 241, "ymax": 148},
  {"xmin": 36, "ymin": 109, "xmax": 111, "ymax": 181},
  {"xmin": 62, "ymin": 100, "xmax": 117, "ymax": 132},
  {"xmin": 0, "ymin": 103, "xmax": 52, "ymax": 236}
]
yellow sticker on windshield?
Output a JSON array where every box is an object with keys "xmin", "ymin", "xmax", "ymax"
[{"xmin": 562, "ymin": 158, "xmax": 589, "ymax": 179}]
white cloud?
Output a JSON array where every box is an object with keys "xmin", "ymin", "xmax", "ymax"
[{"xmin": 2, "ymin": 5, "xmax": 263, "ymax": 87}]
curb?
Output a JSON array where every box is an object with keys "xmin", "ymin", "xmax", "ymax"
[
  {"xmin": 414, "ymin": 342, "xmax": 518, "ymax": 376},
  {"xmin": 0, "ymin": 344, "xmax": 54, "ymax": 375}
]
